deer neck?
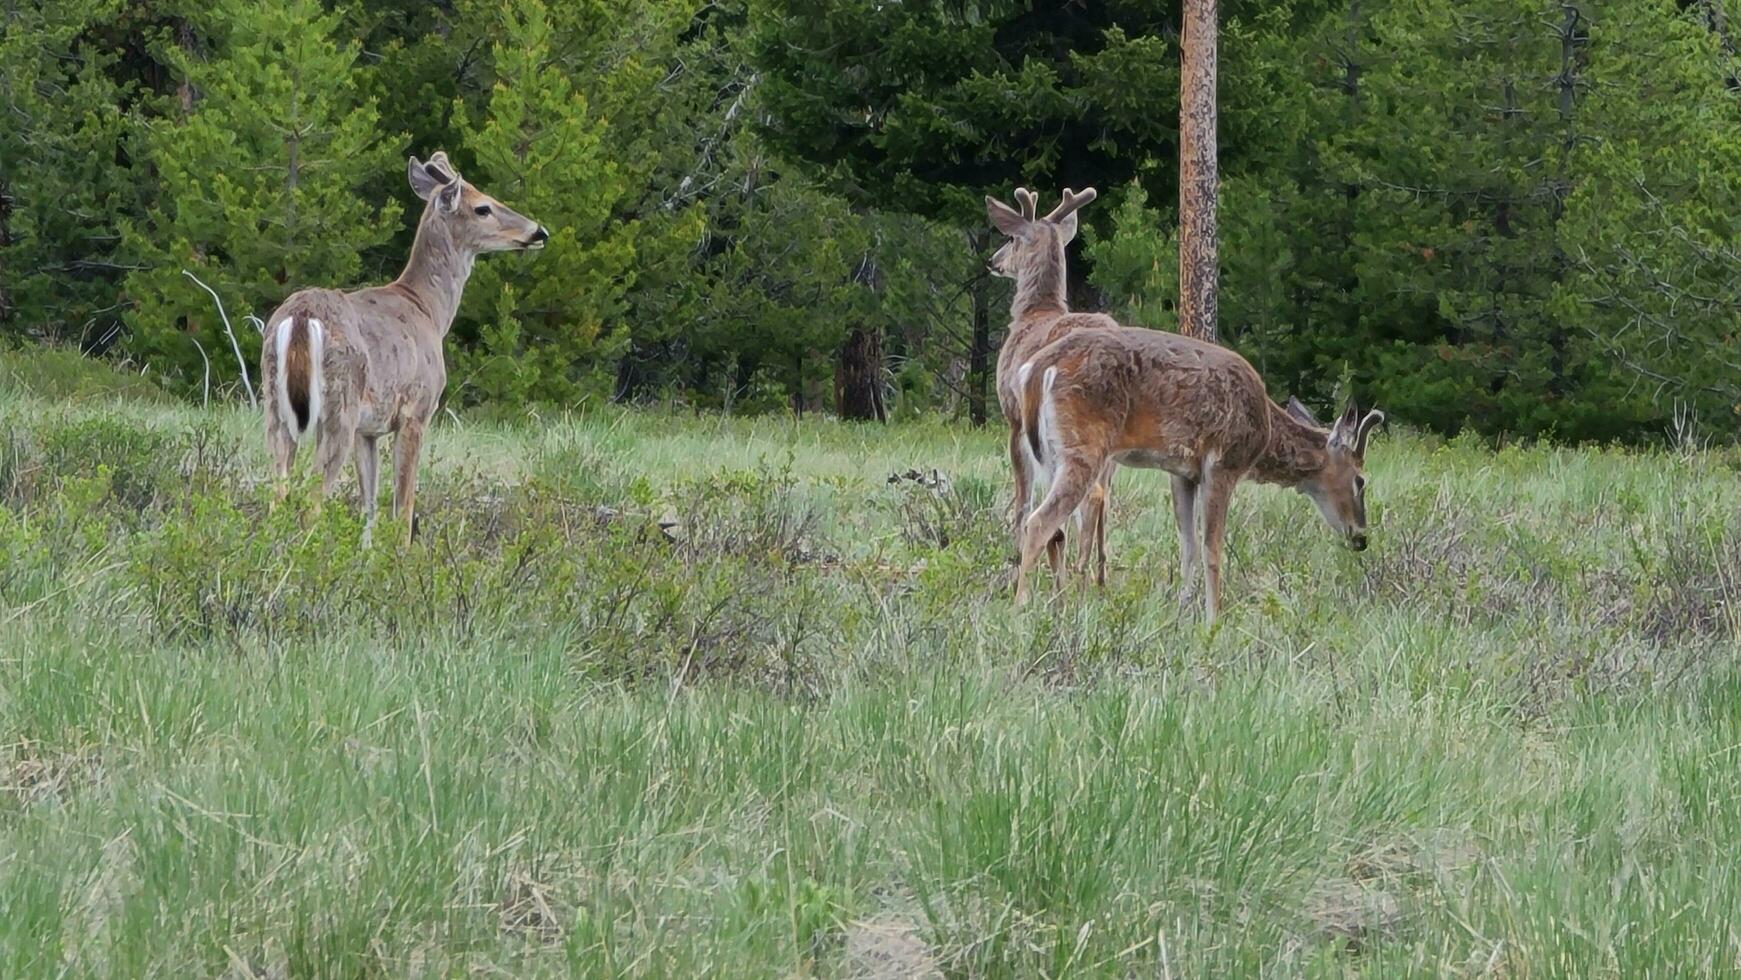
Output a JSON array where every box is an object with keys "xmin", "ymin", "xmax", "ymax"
[
  {"xmin": 1011, "ymin": 245, "xmax": 1069, "ymax": 318},
  {"xmin": 393, "ymin": 206, "xmax": 474, "ymax": 335},
  {"xmin": 1251, "ymin": 403, "xmax": 1331, "ymax": 487}
]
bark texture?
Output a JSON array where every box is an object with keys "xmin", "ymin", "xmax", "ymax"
[
  {"xmin": 1179, "ymin": 0, "xmax": 1219, "ymax": 344},
  {"xmin": 836, "ymin": 325, "xmax": 888, "ymax": 422}
]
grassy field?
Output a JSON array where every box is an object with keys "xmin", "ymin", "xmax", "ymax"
[{"xmin": 4, "ymin": 348, "xmax": 1741, "ymax": 977}]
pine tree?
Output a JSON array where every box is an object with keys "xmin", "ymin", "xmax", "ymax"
[
  {"xmin": 618, "ymin": 3, "xmax": 861, "ymax": 412},
  {"xmin": 1321, "ymin": 0, "xmax": 1741, "ymax": 439},
  {"xmin": 1559, "ymin": 1, "xmax": 1741, "ymax": 435},
  {"xmin": 444, "ymin": 0, "xmax": 652, "ymax": 405},
  {"xmin": 0, "ymin": 0, "xmax": 136, "ymax": 346},
  {"xmin": 745, "ymin": 0, "xmax": 1332, "ymax": 420},
  {"xmin": 121, "ymin": 0, "xmax": 402, "ymax": 392}
]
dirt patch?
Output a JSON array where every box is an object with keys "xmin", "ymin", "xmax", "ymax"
[
  {"xmin": 499, "ymin": 869, "xmax": 570, "ymax": 946},
  {"xmin": 842, "ymin": 916, "xmax": 942, "ymax": 980},
  {"xmin": 217, "ymin": 950, "xmax": 287, "ymax": 980},
  {"xmin": 1347, "ymin": 832, "xmax": 1482, "ymax": 882},
  {"xmin": 2, "ymin": 739, "xmax": 94, "ymax": 808},
  {"xmin": 1302, "ymin": 878, "xmax": 1406, "ymax": 952}
]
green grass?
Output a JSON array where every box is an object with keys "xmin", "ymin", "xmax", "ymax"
[{"xmin": 4, "ymin": 349, "xmax": 1741, "ymax": 977}]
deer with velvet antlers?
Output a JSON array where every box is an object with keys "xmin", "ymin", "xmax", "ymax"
[
  {"xmin": 260, "ymin": 151, "xmax": 547, "ymax": 544},
  {"xmin": 986, "ymin": 185, "xmax": 1118, "ymax": 585},
  {"xmin": 1013, "ymin": 322, "xmax": 1384, "ymax": 621}
]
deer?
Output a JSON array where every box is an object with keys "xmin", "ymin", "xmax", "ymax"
[
  {"xmin": 986, "ymin": 185, "xmax": 1118, "ymax": 586},
  {"xmin": 1014, "ymin": 325, "xmax": 1383, "ymax": 622},
  {"xmin": 259, "ymin": 151, "xmax": 547, "ymax": 545}
]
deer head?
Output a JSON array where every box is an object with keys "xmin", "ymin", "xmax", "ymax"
[
  {"xmin": 1285, "ymin": 397, "xmax": 1384, "ymax": 551},
  {"xmin": 985, "ymin": 186, "xmax": 1096, "ymax": 282},
  {"xmin": 407, "ymin": 152, "xmax": 549, "ymax": 254}
]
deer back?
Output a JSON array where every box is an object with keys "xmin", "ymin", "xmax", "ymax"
[
  {"xmin": 1022, "ymin": 327, "xmax": 1273, "ymax": 476},
  {"xmin": 996, "ymin": 311, "xmax": 1119, "ymax": 422}
]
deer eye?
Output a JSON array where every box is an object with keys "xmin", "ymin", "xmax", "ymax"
[
  {"xmin": 473, "ymin": 205, "xmax": 493, "ymax": 217},
  {"xmin": 1355, "ymin": 475, "xmax": 1367, "ymax": 493}
]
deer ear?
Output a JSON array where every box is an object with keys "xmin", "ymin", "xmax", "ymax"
[
  {"xmin": 408, "ymin": 156, "xmax": 444, "ymax": 201},
  {"xmin": 986, "ymin": 196, "xmax": 1029, "ymax": 237},
  {"xmin": 424, "ymin": 150, "xmax": 460, "ymax": 183},
  {"xmin": 1285, "ymin": 395, "xmax": 1320, "ymax": 427},
  {"xmin": 1355, "ymin": 409, "xmax": 1385, "ymax": 456},
  {"xmin": 1329, "ymin": 399, "xmax": 1362, "ymax": 450},
  {"xmin": 434, "ymin": 176, "xmax": 463, "ymax": 213},
  {"xmin": 1057, "ymin": 209, "xmax": 1080, "ymax": 244}
]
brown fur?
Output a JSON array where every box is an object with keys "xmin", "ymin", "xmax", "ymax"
[
  {"xmin": 1013, "ymin": 327, "xmax": 1383, "ymax": 621},
  {"xmin": 1019, "ymin": 328, "xmax": 1273, "ymax": 480},
  {"xmin": 282, "ymin": 312, "xmax": 312, "ymax": 431},
  {"xmin": 261, "ymin": 150, "xmax": 547, "ymax": 545},
  {"xmin": 1070, "ymin": 394, "xmax": 1374, "ymax": 593}
]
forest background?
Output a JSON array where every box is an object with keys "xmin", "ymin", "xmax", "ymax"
[{"xmin": 4, "ymin": 0, "xmax": 1740, "ymax": 442}]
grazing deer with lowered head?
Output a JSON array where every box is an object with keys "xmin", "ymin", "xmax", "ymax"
[
  {"xmin": 1015, "ymin": 326, "xmax": 1382, "ymax": 621},
  {"xmin": 987, "ymin": 185, "xmax": 1117, "ymax": 585},
  {"xmin": 260, "ymin": 151, "xmax": 547, "ymax": 543}
]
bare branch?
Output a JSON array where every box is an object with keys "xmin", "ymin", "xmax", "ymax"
[{"xmin": 182, "ymin": 269, "xmax": 258, "ymax": 409}]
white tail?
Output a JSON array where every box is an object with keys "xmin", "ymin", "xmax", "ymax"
[
  {"xmin": 273, "ymin": 315, "xmax": 324, "ymax": 443},
  {"xmin": 1018, "ymin": 362, "xmax": 1061, "ymax": 475}
]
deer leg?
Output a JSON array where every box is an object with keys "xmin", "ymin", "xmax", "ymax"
[
  {"xmin": 1093, "ymin": 467, "xmax": 1109, "ymax": 588},
  {"xmin": 354, "ymin": 434, "xmax": 380, "ymax": 547},
  {"xmin": 1069, "ymin": 503, "xmax": 1089, "ymax": 580},
  {"xmin": 1069, "ymin": 485, "xmax": 1088, "ymax": 573},
  {"xmin": 1198, "ymin": 465, "xmax": 1240, "ymax": 625},
  {"xmin": 265, "ymin": 413, "xmax": 296, "ymax": 510},
  {"xmin": 1012, "ymin": 423, "xmax": 1069, "ymax": 574},
  {"xmin": 1009, "ymin": 426, "xmax": 1035, "ymax": 547},
  {"xmin": 392, "ymin": 420, "xmax": 426, "ymax": 546},
  {"xmin": 1015, "ymin": 453, "xmax": 1098, "ymax": 605},
  {"xmin": 1072, "ymin": 463, "xmax": 1114, "ymax": 588},
  {"xmin": 310, "ymin": 415, "xmax": 352, "ymax": 517},
  {"xmin": 1170, "ymin": 474, "xmax": 1200, "ymax": 600},
  {"xmin": 1008, "ymin": 426, "xmax": 1027, "ymax": 532}
]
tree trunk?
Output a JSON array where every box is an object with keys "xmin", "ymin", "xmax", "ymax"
[
  {"xmin": 177, "ymin": 20, "xmax": 198, "ymax": 116},
  {"xmin": 835, "ymin": 326, "xmax": 887, "ymax": 421},
  {"xmin": 1179, "ymin": 0, "xmax": 1219, "ymax": 344},
  {"xmin": 836, "ymin": 252, "xmax": 887, "ymax": 422},
  {"xmin": 969, "ymin": 262, "xmax": 991, "ymax": 427},
  {"xmin": 613, "ymin": 345, "xmax": 640, "ymax": 402}
]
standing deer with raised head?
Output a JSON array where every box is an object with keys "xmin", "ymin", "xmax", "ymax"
[
  {"xmin": 260, "ymin": 151, "xmax": 547, "ymax": 543},
  {"xmin": 986, "ymin": 185, "xmax": 1116, "ymax": 584},
  {"xmin": 1015, "ymin": 325, "xmax": 1382, "ymax": 621}
]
